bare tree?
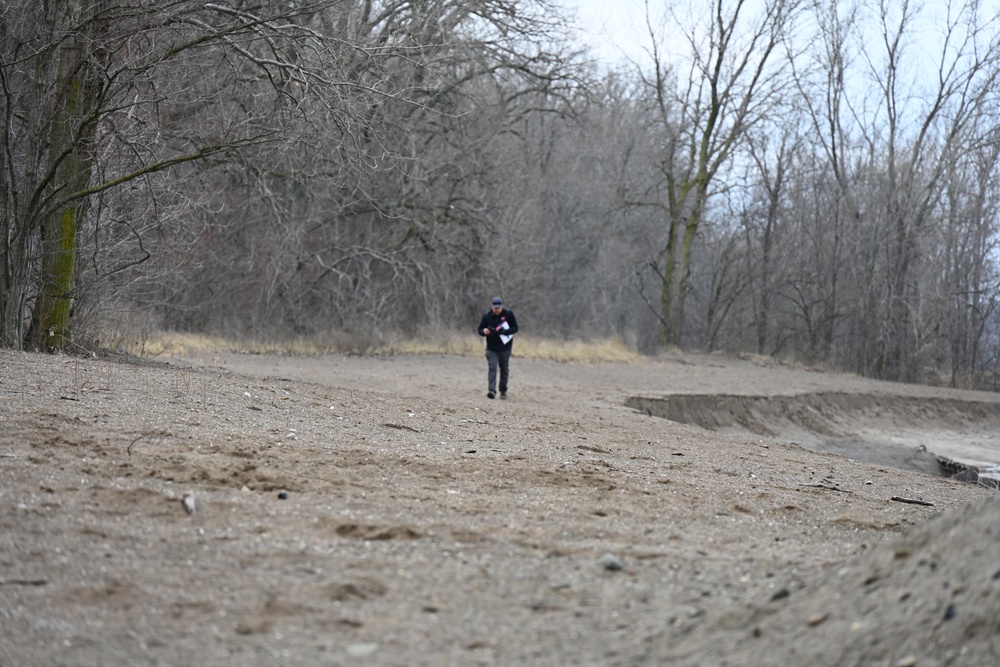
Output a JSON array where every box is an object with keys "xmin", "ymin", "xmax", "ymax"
[
  {"xmin": 632, "ymin": 0, "xmax": 804, "ymax": 349},
  {"xmin": 4, "ymin": 0, "xmax": 574, "ymax": 350},
  {"xmin": 933, "ymin": 131, "xmax": 1000, "ymax": 386},
  {"xmin": 792, "ymin": 0, "xmax": 1000, "ymax": 380},
  {"xmin": 136, "ymin": 0, "xmax": 582, "ymax": 339},
  {"xmin": 3, "ymin": 1, "xmax": 354, "ymax": 349},
  {"xmin": 741, "ymin": 126, "xmax": 799, "ymax": 354}
]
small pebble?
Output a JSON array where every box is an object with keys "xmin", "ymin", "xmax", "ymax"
[
  {"xmin": 346, "ymin": 643, "xmax": 379, "ymax": 657},
  {"xmin": 278, "ymin": 491, "xmax": 288, "ymax": 500},
  {"xmin": 600, "ymin": 553, "xmax": 624, "ymax": 571},
  {"xmin": 894, "ymin": 656, "xmax": 917, "ymax": 667},
  {"xmin": 770, "ymin": 588, "xmax": 789, "ymax": 602}
]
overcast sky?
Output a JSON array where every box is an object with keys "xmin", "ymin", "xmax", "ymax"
[{"xmin": 561, "ymin": 0, "xmax": 649, "ymax": 66}]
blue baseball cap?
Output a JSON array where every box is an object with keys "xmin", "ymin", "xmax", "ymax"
[{"xmin": 491, "ymin": 297, "xmax": 503, "ymax": 306}]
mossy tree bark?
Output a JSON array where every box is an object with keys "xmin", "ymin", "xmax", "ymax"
[{"xmin": 28, "ymin": 1, "xmax": 101, "ymax": 351}]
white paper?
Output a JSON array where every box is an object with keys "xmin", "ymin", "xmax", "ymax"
[{"xmin": 498, "ymin": 320, "xmax": 512, "ymax": 344}]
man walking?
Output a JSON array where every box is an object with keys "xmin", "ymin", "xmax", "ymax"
[{"xmin": 477, "ymin": 296, "xmax": 519, "ymax": 399}]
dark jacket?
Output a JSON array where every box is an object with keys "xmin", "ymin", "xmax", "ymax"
[{"xmin": 477, "ymin": 308, "xmax": 519, "ymax": 352}]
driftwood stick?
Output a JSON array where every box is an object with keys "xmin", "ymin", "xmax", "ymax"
[
  {"xmin": 891, "ymin": 496, "xmax": 935, "ymax": 507},
  {"xmin": 798, "ymin": 483, "xmax": 852, "ymax": 493}
]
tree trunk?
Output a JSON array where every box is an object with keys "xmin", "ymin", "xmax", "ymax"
[
  {"xmin": 28, "ymin": 5, "xmax": 99, "ymax": 351},
  {"xmin": 659, "ymin": 217, "xmax": 682, "ymax": 348}
]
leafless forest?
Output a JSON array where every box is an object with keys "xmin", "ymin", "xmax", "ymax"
[{"xmin": 4, "ymin": 0, "xmax": 1000, "ymax": 386}]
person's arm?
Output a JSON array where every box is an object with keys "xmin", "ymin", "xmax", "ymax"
[{"xmin": 478, "ymin": 314, "xmax": 490, "ymax": 336}]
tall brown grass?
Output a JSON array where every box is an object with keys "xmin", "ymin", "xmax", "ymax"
[{"xmin": 132, "ymin": 328, "xmax": 642, "ymax": 364}]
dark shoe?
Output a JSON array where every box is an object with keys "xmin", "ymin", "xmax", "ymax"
[
  {"xmin": 487, "ymin": 391, "xmax": 495, "ymax": 399},
  {"xmin": 500, "ymin": 391, "xmax": 507, "ymax": 400}
]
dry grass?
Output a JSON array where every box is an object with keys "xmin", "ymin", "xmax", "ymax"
[
  {"xmin": 513, "ymin": 336, "xmax": 640, "ymax": 363},
  {"xmin": 127, "ymin": 329, "xmax": 642, "ymax": 364}
]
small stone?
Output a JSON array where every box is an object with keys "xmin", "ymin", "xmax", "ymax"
[
  {"xmin": 181, "ymin": 494, "xmax": 196, "ymax": 516},
  {"xmin": 600, "ymin": 553, "xmax": 624, "ymax": 571},
  {"xmin": 277, "ymin": 491, "xmax": 288, "ymax": 500},
  {"xmin": 346, "ymin": 643, "xmax": 378, "ymax": 657},
  {"xmin": 894, "ymin": 656, "xmax": 917, "ymax": 667},
  {"xmin": 806, "ymin": 613, "xmax": 827, "ymax": 626}
]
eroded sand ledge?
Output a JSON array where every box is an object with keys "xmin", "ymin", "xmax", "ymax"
[{"xmin": 627, "ymin": 391, "xmax": 1000, "ymax": 475}]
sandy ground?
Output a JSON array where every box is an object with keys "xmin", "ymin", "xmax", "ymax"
[{"xmin": 1, "ymin": 348, "xmax": 999, "ymax": 666}]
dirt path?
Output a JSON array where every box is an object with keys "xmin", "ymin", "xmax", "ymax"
[{"xmin": 1, "ymin": 349, "xmax": 998, "ymax": 666}]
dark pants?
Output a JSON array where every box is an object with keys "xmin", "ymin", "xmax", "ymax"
[{"xmin": 485, "ymin": 349, "xmax": 511, "ymax": 393}]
